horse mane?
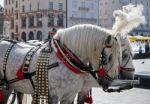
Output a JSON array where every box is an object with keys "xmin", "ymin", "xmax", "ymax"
[{"xmin": 54, "ymin": 24, "xmax": 119, "ymax": 71}]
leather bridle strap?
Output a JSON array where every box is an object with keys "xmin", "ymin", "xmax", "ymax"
[{"xmin": 2, "ymin": 41, "xmax": 17, "ymax": 89}]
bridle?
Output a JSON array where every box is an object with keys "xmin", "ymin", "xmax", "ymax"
[
  {"xmin": 52, "ymin": 38, "xmax": 116, "ymax": 91},
  {"xmin": 122, "ymin": 49, "xmax": 132, "ymax": 68}
]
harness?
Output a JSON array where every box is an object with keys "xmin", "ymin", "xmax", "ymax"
[
  {"xmin": 52, "ymin": 39, "xmax": 114, "ymax": 91},
  {"xmin": 0, "ymin": 40, "xmax": 59, "ymax": 103}
]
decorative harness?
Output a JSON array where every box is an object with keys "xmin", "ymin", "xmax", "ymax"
[
  {"xmin": 0, "ymin": 37, "xmax": 133, "ymax": 103},
  {"xmin": 52, "ymin": 39, "xmax": 114, "ymax": 90}
]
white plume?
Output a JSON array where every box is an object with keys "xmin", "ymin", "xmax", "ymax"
[{"xmin": 112, "ymin": 4, "xmax": 146, "ymax": 35}]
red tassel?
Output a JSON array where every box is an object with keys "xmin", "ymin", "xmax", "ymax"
[
  {"xmin": 118, "ymin": 65, "xmax": 124, "ymax": 73},
  {"xmin": 16, "ymin": 66, "xmax": 24, "ymax": 80},
  {"xmin": 98, "ymin": 67, "xmax": 106, "ymax": 77},
  {"xmin": 0, "ymin": 90, "xmax": 5, "ymax": 103},
  {"xmin": 85, "ymin": 96, "xmax": 93, "ymax": 104}
]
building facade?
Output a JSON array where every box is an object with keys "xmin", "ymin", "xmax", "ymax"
[
  {"xmin": 4, "ymin": 0, "xmax": 66, "ymax": 41},
  {"xmin": 99, "ymin": 0, "xmax": 150, "ymax": 36},
  {"xmin": 67, "ymin": 0, "xmax": 99, "ymax": 27},
  {"xmin": 4, "ymin": 0, "xmax": 100, "ymax": 41},
  {"xmin": 0, "ymin": 5, "xmax": 4, "ymax": 36}
]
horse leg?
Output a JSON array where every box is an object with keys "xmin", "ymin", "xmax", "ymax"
[
  {"xmin": 3, "ymin": 90, "xmax": 12, "ymax": 104},
  {"xmin": 77, "ymin": 91, "xmax": 89, "ymax": 104},
  {"xmin": 60, "ymin": 93, "xmax": 76, "ymax": 104},
  {"xmin": 16, "ymin": 91, "xmax": 24, "ymax": 104},
  {"xmin": 49, "ymin": 95, "xmax": 59, "ymax": 104}
]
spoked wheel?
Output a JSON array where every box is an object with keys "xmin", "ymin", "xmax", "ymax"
[{"xmin": 7, "ymin": 90, "xmax": 17, "ymax": 104}]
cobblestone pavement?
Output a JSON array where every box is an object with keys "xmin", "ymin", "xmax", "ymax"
[
  {"xmin": 91, "ymin": 59, "xmax": 150, "ymax": 104},
  {"xmin": 92, "ymin": 87, "xmax": 150, "ymax": 104}
]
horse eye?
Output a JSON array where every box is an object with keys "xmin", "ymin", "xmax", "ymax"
[
  {"xmin": 122, "ymin": 53, "xmax": 128, "ymax": 60},
  {"xmin": 108, "ymin": 55, "xmax": 112, "ymax": 62}
]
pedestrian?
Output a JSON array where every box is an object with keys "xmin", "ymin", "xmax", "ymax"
[{"xmin": 145, "ymin": 40, "xmax": 149, "ymax": 58}]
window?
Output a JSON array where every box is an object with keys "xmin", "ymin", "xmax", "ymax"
[
  {"xmin": 6, "ymin": 0, "xmax": 7, "ymax": 5},
  {"xmin": 112, "ymin": 0, "xmax": 115, "ymax": 3},
  {"xmin": 29, "ymin": 4, "xmax": 32, "ymax": 11},
  {"xmin": 72, "ymin": 1, "xmax": 77, "ymax": 8},
  {"xmin": 29, "ymin": 15, "xmax": 34, "ymax": 27},
  {"xmin": 146, "ymin": 24, "xmax": 149, "ymax": 28},
  {"xmin": 48, "ymin": 14, "xmax": 54, "ymax": 26},
  {"xmin": 37, "ymin": 14, "xmax": 42, "ymax": 27},
  {"xmin": 21, "ymin": 17, "xmax": 26, "ymax": 28},
  {"xmin": 90, "ymin": 3, "xmax": 94, "ymax": 9},
  {"xmin": 57, "ymin": 14, "xmax": 63, "ymax": 27},
  {"xmin": 12, "ymin": 0, "xmax": 14, "ymax": 4},
  {"xmin": 21, "ymin": 32, "xmax": 26, "ymax": 41},
  {"xmin": 11, "ymin": 19, "xmax": 14, "ymax": 29},
  {"xmin": 37, "ymin": 31, "xmax": 42, "ymax": 41},
  {"xmin": 22, "ymin": 5, "xmax": 25, "ymax": 12},
  {"xmin": 49, "ymin": 2, "xmax": 53, "ymax": 10},
  {"xmin": 90, "ymin": 13, "xmax": 94, "ymax": 18},
  {"xmin": 15, "ymin": 13, "xmax": 18, "ymax": 19},
  {"xmin": 5, "ymin": 9, "xmax": 7, "ymax": 15},
  {"xmin": 29, "ymin": 32, "xmax": 34, "ymax": 40},
  {"xmin": 16, "ymin": 1, "xmax": 18, "ymax": 8},
  {"xmin": 16, "ymin": 25, "xmax": 18, "ymax": 33},
  {"xmin": 72, "ymin": 11, "xmax": 77, "ymax": 17},
  {"xmin": 9, "ymin": 0, "xmax": 10, "ymax": 4},
  {"xmin": 12, "ymin": 8, "xmax": 14, "ymax": 14},
  {"xmin": 58, "ymin": 3, "xmax": 63, "ymax": 10},
  {"xmin": 81, "ymin": 2, "xmax": 85, "ymax": 7},
  {"xmin": 37, "ymin": 2, "xmax": 40, "ymax": 10}
]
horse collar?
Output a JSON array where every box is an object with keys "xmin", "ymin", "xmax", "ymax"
[{"xmin": 53, "ymin": 39, "xmax": 92, "ymax": 74}]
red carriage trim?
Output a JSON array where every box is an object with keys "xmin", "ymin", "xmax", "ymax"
[
  {"xmin": 16, "ymin": 66, "xmax": 24, "ymax": 80},
  {"xmin": 0, "ymin": 90, "xmax": 4, "ymax": 102},
  {"xmin": 53, "ymin": 40, "xmax": 85, "ymax": 74}
]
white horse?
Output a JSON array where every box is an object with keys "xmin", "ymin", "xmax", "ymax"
[
  {"xmin": 76, "ymin": 36, "xmax": 135, "ymax": 104},
  {"xmin": 0, "ymin": 24, "xmax": 120, "ymax": 104},
  {"xmin": 76, "ymin": 4, "xmax": 146, "ymax": 104},
  {"xmin": 0, "ymin": 4, "xmax": 145, "ymax": 104}
]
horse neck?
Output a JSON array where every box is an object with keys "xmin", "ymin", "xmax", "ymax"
[{"xmin": 57, "ymin": 27, "xmax": 107, "ymax": 70}]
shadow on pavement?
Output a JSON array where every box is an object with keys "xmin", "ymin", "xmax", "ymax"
[{"xmin": 135, "ymin": 79, "xmax": 150, "ymax": 89}]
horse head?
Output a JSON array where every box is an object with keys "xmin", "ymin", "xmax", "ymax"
[
  {"xmin": 118, "ymin": 36, "xmax": 135, "ymax": 80},
  {"xmin": 54, "ymin": 25, "xmax": 120, "ymax": 90},
  {"xmin": 111, "ymin": 4, "xmax": 146, "ymax": 80}
]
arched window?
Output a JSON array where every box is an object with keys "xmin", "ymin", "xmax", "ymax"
[
  {"xmin": 28, "ymin": 31, "xmax": 34, "ymax": 40},
  {"xmin": 21, "ymin": 32, "xmax": 26, "ymax": 41},
  {"xmin": 11, "ymin": 32, "xmax": 15, "ymax": 39},
  {"xmin": 37, "ymin": 31, "xmax": 42, "ymax": 41}
]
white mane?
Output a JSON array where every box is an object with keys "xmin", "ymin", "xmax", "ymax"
[
  {"xmin": 112, "ymin": 4, "xmax": 146, "ymax": 35},
  {"xmin": 54, "ymin": 24, "xmax": 119, "ymax": 71}
]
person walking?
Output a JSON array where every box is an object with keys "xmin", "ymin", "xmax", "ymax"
[{"xmin": 145, "ymin": 40, "xmax": 150, "ymax": 58}]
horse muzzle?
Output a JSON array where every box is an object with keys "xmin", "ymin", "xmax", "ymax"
[{"xmin": 119, "ymin": 68, "xmax": 135, "ymax": 80}]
